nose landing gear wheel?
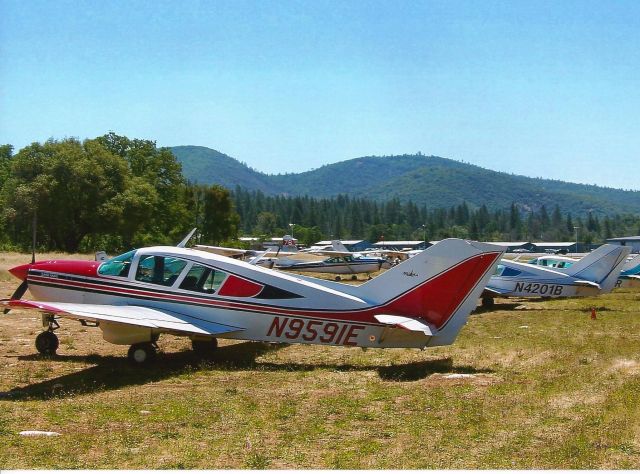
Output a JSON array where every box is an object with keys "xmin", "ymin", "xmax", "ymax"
[
  {"xmin": 35, "ymin": 331, "xmax": 59, "ymax": 356},
  {"xmin": 127, "ymin": 342, "xmax": 157, "ymax": 365}
]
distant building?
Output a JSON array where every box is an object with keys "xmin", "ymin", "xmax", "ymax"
[
  {"xmin": 372, "ymin": 240, "xmax": 427, "ymax": 250},
  {"xmin": 531, "ymin": 242, "xmax": 578, "ymax": 253},
  {"xmin": 606, "ymin": 236, "xmax": 640, "ymax": 253},
  {"xmin": 485, "ymin": 241, "xmax": 534, "ymax": 252}
]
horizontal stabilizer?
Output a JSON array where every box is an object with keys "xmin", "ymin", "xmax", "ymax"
[
  {"xmin": 573, "ymin": 280, "xmax": 601, "ymax": 289},
  {"xmin": 484, "ymin": 286, "xmax": 511, "ymax": 296},
  {"xmin": 1, "ymin": 300, "xmax": 244, "ymax": 336},
  {"xmin": 374, "ymin": 314, "xmax": 435, "ymax": 336}
]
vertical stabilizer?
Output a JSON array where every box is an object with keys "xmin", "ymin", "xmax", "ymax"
[
  {"xmin": 353, "ymin": 239, "xmax": 504, "ymax": 346},
  {"xmin": 564, "ymin": 244, "xmax": 631, "ymax": 292}
]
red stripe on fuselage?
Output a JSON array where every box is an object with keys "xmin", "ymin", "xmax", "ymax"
[{"xmin": 26, "ymin": 251, "xmax": 498, "ymax": 328}]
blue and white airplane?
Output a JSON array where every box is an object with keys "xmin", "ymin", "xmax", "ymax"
[
  {"xmin": 481, "ymin": 244, "xmax": 631, "ymax": 308},
  {"xmin": 615, "ymin": 254, "xmax": 640, "ymax": 289}
]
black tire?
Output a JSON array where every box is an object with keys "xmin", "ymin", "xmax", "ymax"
[
  {"xmin": 192, "ymin": 338, "xmax": 218, "ymax": 358},
  {"xmin": 334, "ymin": 276, "xmax": 342, "ymax": 281},
  {"xmin": 351, "ymin": 275, "xmax": 357, "ymax": 280},
  {"xmin": 127, "ymin": 342, "xmax": 157, "ymax": 365},
  {"xmin": 481, "ymin": 296, "xmax": 495, "ymax": 309},
  {"xmin": 35, "ymin": 331, "xmax": 59, "ymax": 356}
]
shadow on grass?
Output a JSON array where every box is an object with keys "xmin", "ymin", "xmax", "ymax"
[
  {"xmin": 2, "ymin": 344, "xmax": 493, "ymax": 400},
  {"xmin": 377, "ymin": 358, "xmax": 493, "ymax": 381},
  {"xmin": 3, "ymin": 341, "xmax": 286, "ymax": 400}
]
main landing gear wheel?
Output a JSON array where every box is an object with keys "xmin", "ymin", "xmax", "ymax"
[
  {"xmin": 481, "ymin": 296, "xmax": 495, "ymax": 310},
  {"xmin": 35, "ymin": 331, "xmax": 59, "ymax": 356},
  {"xmin": 192, "ymin": 338, "xmax": 218, "ymax": 358},
  {"xmin": 334, "ymin": 276, "xmax": 342, "ymax": 281},
  {"xmin": 127, "ymin": 342, "xmax": 157, "ymax": 365}
]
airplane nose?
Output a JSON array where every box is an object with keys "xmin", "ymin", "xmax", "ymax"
[{"xmin": 9, "ymin": 263, "xmax": 31, "ymax": 281}]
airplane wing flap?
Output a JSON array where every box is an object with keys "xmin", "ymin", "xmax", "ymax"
[
  {"xmin": 1, "ymin": 300, "xmax": 243, "ymax": 336},
  {"xmin": 374, "ymin": 314, "xmax": 435, "ymax": 336}
]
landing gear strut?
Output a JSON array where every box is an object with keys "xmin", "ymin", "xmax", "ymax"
[
  {"xmin": 127, "ymin": 342, "xmax": 157, "ymax": 365},
  {"xmin": 481, "ymin": 296, "xmax": 495, "ymax": 310},
  {"xmin": 35, "ymin": 313, "xmax": 59, "ymax": 356},
  {"xmin": 192, "ymin": 338, "xmax": 218, "ymax": 359}
]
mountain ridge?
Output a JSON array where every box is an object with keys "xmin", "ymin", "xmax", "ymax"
[{"xmin": 170, "ymin": 146, "xmax": 640, "ymax": 216}]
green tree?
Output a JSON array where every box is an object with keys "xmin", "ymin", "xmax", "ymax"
[
  {"xmin": 200, "ymin": 185, "xmax": 240, "ymax": 244},
  {"xmin": 2, "ymin": 138, "xmax": 133, "ymax": 251}
]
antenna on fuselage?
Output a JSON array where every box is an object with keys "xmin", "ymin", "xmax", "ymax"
[
  {"xmin": 31, "ymin": 211, "xmax": 37, "ymax": 264},
  {"xmin": 177, "ymin": 228, "xmax": 197, "ymax": 248}
]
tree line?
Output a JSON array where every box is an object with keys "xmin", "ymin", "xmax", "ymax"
[
  {"xmin": 1, "ymin": 133, "xmax": 638, "ymax": 253},
  {"xmin": 231, "ymin": 188, "xmax": 640, "ymax": 246}
]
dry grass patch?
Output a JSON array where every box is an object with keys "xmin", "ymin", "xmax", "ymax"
[{"xmin": 2, "ymin": 252, "xmax": 640, "ymax": 468}]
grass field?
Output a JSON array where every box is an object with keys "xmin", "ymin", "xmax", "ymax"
[{"xmin": 1, "ymin": 252, "xmax": 640, "ymax": 468}]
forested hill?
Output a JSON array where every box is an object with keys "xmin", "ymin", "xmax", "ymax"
[
  {"xmin": 172, "ymin": 147, "xmax": 640, "ymax": 216},
  {"xmin": 171, "ymin": 146, "xmax": 276, "ymax": 194}
]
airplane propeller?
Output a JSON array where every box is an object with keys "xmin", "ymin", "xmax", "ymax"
[{"xmin": 4, "ymin": 213, "xmax": 37, "ymax": 314}]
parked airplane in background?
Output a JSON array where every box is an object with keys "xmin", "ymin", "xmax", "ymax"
[
  {"xmin": 275, "ymin": 254, "xmax": 387, "ymax": 280},
  {"xmin": 271, "ymin": 239, "xmax": 390, "ymax": 280},
  {"xmin": 525, "ymin": 255, "xmax": 578, "ymax": 269},
  {"xmin": 615, "ymin": 254, "xmax": 640, "ymax": 289},
  {"xmin": 482, "ymin": 244, "xmax": 631, "ymax": 308},
  {"xmin": 1, "ymin": 238, "xmax": 504, "ymax": 364}
]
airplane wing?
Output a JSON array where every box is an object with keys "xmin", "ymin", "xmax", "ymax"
[
  {"xmin": 308, "ymin": 250, "xmax": 352, "ymax": 257},
  {"xmin": 193, "ymin": 244, "xmax": 249, "ymax": 258},
  {"xmin": 1, "ymin": 300, "xmax": 244, "ymax": 336},
  {"xmin": 374, "ymin": 314, "xmax": 435, "ymax": 336}
]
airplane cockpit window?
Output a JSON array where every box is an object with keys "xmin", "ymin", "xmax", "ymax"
[
  {"xmin": 98, "ymin": 250, "xmax": 137, "ymax": 277},
  {"xmin": 179, "ymin": 264, "xmax": 227, "ymax": 293},
  {"xmin": 494, "ymin": 264, "xmax": 522, "ymax": 277},
  {"xmin": 135, "ymin": 255, "xmax": 188, "ymax": 286}
]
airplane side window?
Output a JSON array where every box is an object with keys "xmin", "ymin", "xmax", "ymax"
[
  {"xmin": 135, "ymin": 255, "xmax": 157, "ymax": 283},
  {"xmin": 98, "ymin": 250, "xmax": 136, "ymax": 277},
  {"xmin": 179, "ymin": 264, "xmax": 227, "ymax": 293},
  {"xmin": 135, "ymin": 255, "xmax": 187, "ymax": 286}
]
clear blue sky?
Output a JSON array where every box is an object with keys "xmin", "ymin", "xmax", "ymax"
[{"xmin": 1, "ymin": 0, "xmax": 639, "ymax": 190}]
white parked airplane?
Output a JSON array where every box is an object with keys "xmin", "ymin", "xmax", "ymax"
[
  {"xmin": 2, "ymin": 238, "xmax": 503, "ymax": 364},
  {"xmin": 273, "ymin": 239, "xmax": 390, "ymax": 280},
  {"xmin": 481, "ymin": 244, "xmax": 631, "ymax": 308}
]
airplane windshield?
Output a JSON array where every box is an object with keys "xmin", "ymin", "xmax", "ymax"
[
  {"xmin": 494, "ymin": 264, "xmax": 522, "ymax": 277},
  {"xmin": 98, "ymin": 250, "xmax": 137, "ymax": 277}
]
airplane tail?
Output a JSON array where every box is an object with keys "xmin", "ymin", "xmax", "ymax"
[
  {"xmin": 564, "ymin": 244, "xmax": 631, "ymax": 292},
  {"xmin": 331, "ymin": 240, "xmax": 350, "ymax": 253},
  {"xmin": 281, "ymin": 235, "xmax": 298, "ymax": 253},
  {"xmin": 353, "ymin": 239, "xmax": 504, "ymax": 347}
]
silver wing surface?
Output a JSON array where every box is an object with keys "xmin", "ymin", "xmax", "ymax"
[{"xmin": 1, "ymin": 300, "xmax": 244, "ymax": 336}]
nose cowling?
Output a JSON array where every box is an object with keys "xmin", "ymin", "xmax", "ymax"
[
  {"xmin": 9, "ymin": 263, "xmax": 31, "ymax": 281},
  {"xmin": 9, "ymin": 260, "xmax": 100, "ymax": 282}
]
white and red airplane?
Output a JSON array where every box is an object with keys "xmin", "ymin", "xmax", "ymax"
[{"xmin": 1, "ymin": 238, "xmax": 503, "ymax": 364}]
